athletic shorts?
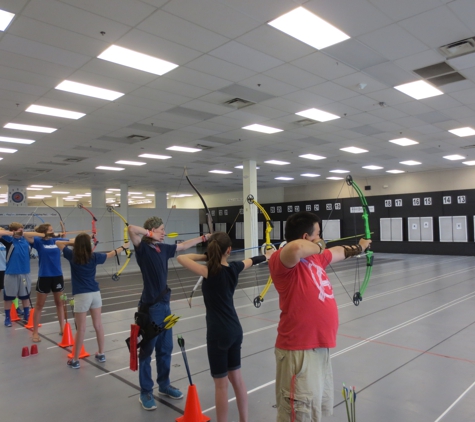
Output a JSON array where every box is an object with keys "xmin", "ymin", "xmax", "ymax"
[
  {"xmin": 0, "ymin": 270, "xmax": 4, "ymax": 290},
  {"xmin": 207, "ymin": 334, "xmax": 243, "ymax": 378},
  {"xmin": 36, "ymin": 276, "xmax": 64, "ymax": 294},
  {"xmin": 275, "ymin": 348, "xmax": 333, "ymax": 422},
  {"xmin": 73, "ymin": 291, "xmax": 102, "ymax": 313},
  {"xmin": 3, "ymin": 274, "xmax": 32, "ymax": 301}
]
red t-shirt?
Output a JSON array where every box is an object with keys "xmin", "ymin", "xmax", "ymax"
[{"xmin": 269, "ymin": 248, "xmax": 339, "ymax": 350}]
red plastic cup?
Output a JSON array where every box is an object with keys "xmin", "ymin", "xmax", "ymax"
[
  {"xmin": 21, "ymin": 346, "xmax": 30, "ymax": 358},
  {"xmin": 30, "ymin": 344, "xmax": 38, "ymax": 355}
]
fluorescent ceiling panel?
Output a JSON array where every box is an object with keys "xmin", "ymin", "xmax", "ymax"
[
  {"xmin": 330, "ymin": 169, "xmax": 349, "ymax": 173},
  {"xmin": 299, "ymin": 154, "xmax": 326, "ymax": 160},
  {"xmin": 275, "ymin": 177, "xmax": 294, "ymax": 180},
  {"xmin": 268, "ymin": 7, "xmax": 350, "ymax": 50},
  {"xmin": 394, "ymin": 80, "xmax": 443, "ymax": 100},
  {"xmin": 327, "ymin": 176, "xmax": 344, "ymax": 180},
  {"xmin": 31, "ymin": 185, "xmax": 53, "ymax": 188},
  {"xmin": 443, "ymin": 155, "xmax": 465, "ymax": 160},
  {"xmin": 0, "ymin": 147, "xmax": 17, "ymax": 153},
  {"xmin": 386, "ymin": 170, "xmax": 405, "ymax": 173},
  {"xmin": 209, "ymin": 170, "xmax": 232, "ymax": 174},
  {"xmin": 296, "ymin": 108, "xmax": 340, "ymax": 122},
  {"xmin": 363, "ymin": 165, "xmax": 383, "ymax": 170},
  {"xmin": 301, "ymin": 173, "xmax": 320, "ymax": 177},
  {"xmin": 95, "ymin": 166, "xmax": 124, "ymax": 171},
  {"xmin": 4, "ymin": 123, "xmax": 57, "ymax": 133},
  {"xmin": 242, "ymin": 124, "xmax": 283, "ymax": 134},
  {"xmin": 0, "ymin": 136, "xmax": 35, "ymax": 145},
  {"xmin": 98, "ymin": 45, "xmax": 178, "ymax": 76},
  {"xmin": 26, "ymin": 105, "xmax": 85, "ymax": 120},
  {"xmin": 0, "ymin": 9, "xmax": 14, "ymax": 31},
  {"xmin": 340, "ymin": 146, "xmax": 368, "ymax": 154},
  {"xmin": 400, "ymin": 160, "xmax": 421, "ymax": 165},
  {"xmin": 389, "ymin": 138, "xmax": 419, "ymax": 146},
  {"xmin": 166, "ymin": 146, "xmax": 201, "ymax": 153},
  {"xmin": 448, "ymin": 127, "xmax": 475, "ymax": 137},
  {"xmin": 462, "ymin": 161, "xmax": 475, "ymax": 166},
  {"xmin": 235, "ymin": 165, "xmax": 260, "ymax": 169},
  {"xmin": 264, "ymin": 160, "xmax": 290, "ymax": 165},
  {"xmin": 56, "ymin": 80, "xmax": 124, "ymax": 101},
  {"xmin": 115, "ymin": 160, "xmax": 146, "ymax": 166},
  {"xmin": 139, "ymin": 154, "xmax": 172, "ymax": 160}
]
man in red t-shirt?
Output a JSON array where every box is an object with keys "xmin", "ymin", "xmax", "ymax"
[{"xmin": 269, "ymin": 211, "xmax": 371, "ymax": 422}]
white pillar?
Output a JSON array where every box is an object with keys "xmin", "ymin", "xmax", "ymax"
[
  {"xmin": 154, "ymin": 191, "xmax": 167, "ymax": 209},
  {"xmin": 55, "ymin": 197, "xmax": 64, "ymax": 207},
  {"xmin": 120, "ymin": 183, "xmax": 128, "ymax": 217},
  {"xmin": 242, "ymin": 160, "xmax": 258, "ymax": 259},
  {"xmin": 91, "ymin": 188, "xmax": 105, "ymax": 208}
]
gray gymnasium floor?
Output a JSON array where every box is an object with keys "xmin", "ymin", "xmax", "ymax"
[{"xmin": 1, "ymin": 252, "xmax": 475, "ymax": 421}]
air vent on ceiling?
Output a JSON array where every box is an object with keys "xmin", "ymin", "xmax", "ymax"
[
  {"xmin": 195, "ymin": 143, "xmax": 213, "ymax": 150},
  {"xmin": 439, "ymin": 37, "xmax": 475, "ymax": 59},
  {"xmin": 413, "ymin": 61, "xmax": 465, "ymax": 87},
  {"xmin": 223, "ymin": 98, "xmax": 256, "ymax": 109},
  {"xmin": 127, "ymin": 134, "xmax": 150, "ymax": 141},
  {"xmin": 63, "ymin": 157, "xmax": 85, "ymax": 163},
  {"xmin": 460, "ymin": 144, "xmax": 475, "ymax": 149},
  {"xmin": 295, "ymin": 118, "xmax": 318, "ymax": 126}
]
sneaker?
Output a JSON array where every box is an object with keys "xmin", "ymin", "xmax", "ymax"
[
  {"xmin": 67, "ymin": 359, "xmax": 80, "ymax": 369},
  {"xmin": 95, "ymin": 353, "xmax": 106, "ymax": 363},
  {"xmin": 4, "ymin": 316, "xmax": 12, "ymax": 327},
  {"xmin": 16, "ymin": 307, "xmax": 23, "ymax": 316},
  {"xmin": 158, "ymin": 385, "xmax": 183, "ymax": 400},
  {"xmin": 139, "ymin": 393, "xmax": 157, "ymax": 411}
]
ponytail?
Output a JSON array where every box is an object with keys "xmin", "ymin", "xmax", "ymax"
[{"xmin": 206, "ymin": 232, "xmax": 232, "ymax": 276}]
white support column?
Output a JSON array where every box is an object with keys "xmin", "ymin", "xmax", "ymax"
[
  {"xmin": 120, "ymin": 183, "xmax": 128, "ymax": 217},
  {"xmin": 154, "ymin": 191, "xmax": 167, "ymax": 209},
  {"xmin": 91, "ymin": 188, "xmax": 105, "ymax": 208},
  {"xmin": 242, "ymin": 160, "xmax": 258, "ymax": 259},
  {"xmin": 55, "ymin": 197, "xmax": 64, "ymax": 207}
]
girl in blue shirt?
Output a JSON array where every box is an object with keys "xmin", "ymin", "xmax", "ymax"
[{"xmin": 57, "ymin": 233, "xmax": 129, "ymax": 369}]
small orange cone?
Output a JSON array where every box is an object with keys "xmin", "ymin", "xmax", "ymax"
[
  {"xmin": 176, "ymin": 384, "xmax": 211, "ymax": 422},
  {"xmin": 24, "ymin": 309, "xmax": 40, "ymax": 329},
  {"xmin": 10, "ymin": 304, "xmax": 20, "ymax": 322},
  {"xmin": 68, "ymin": 343, "xmax": 90, "ymax": 359},
  {"xmin": 58, "ymin": 322, "xmax": 74, "ymax": 348}
]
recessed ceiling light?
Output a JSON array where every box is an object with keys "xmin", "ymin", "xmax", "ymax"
[
  {"xmin": 394, "ymin": 80, "xmax": 443, "ymax": 100},
  {"xmin": 170, "ymin": 194, "xmax": 193, "ymax": 198},
  {"xmin": 443, "ymin": 154, "xmax": 465, "ymax": 161},
  {"xmin": 400, "ymin": 160, "xmax": 421, "ymax": 166},
  {"xmin": 96, "ymin": 166, "xmax": 124, "ymax": 171},
  {"xmin": 55, "ymin": 80, "xmax": 124, "ymax": 101},
  {"xmin": 389, "ymin": 137, "xmax": 419, "ymax": 146},
  {"xmin": 301, "ymin": 173, "xmax": 320, "ymax": 177},
  {"xmin": 234, "ymin": 165, "xmax": 260, "ymax": 169},
  {"xmin": 340, "ymin": 146, "xmax": 368, "ymax": 154},
  {"xmin": 363, "ymin": 165, "xmax": 383, "ymax": 170},
  {"xmin": 26, "ymin": 105, "xmax": 85, "ymax": 120},
  {"xmin": 51, "ymin": 191, "xmax": 70, "ymax": 194},
  {"xmin": 448, "ymin": 127, "xmax": 475, "ymax": 137},
  {"xmin": 0, "ymin": 136, "xmax": 35, "ymax": 145},
  {"xmin": 115, "ymin": 160, "xmax": 146, "ymax": 166},
  {"xmin": 4, "ymin": 123, "xmax": 57, "ymax": 133},
  {"xmin": 131, "ymin": 196, "xmax": 146, "ymax": 199},
  {"xmin": 209, "ymin": 170, "xmax": 232, "ymax": 174},
  {"xmin": 166, "ymin": 146, "xmax": 201, "ymax": 153},
  {"xmin": 98, "ymin": 45, "xmax": 178, "ymax": 76},
  {"xmin": 128, "ymin": 192, "xmax": 143, "ymax": 195},
  {"xmin": 242, "ymin": 124, "xmax": 283, "ymax": 134},
  {"xmin": 0, "ymin": 147, "xmax": 17, "ymax": 153},
  {"xmin": 299, "ymin": 154, "xmax": 326, "ymax": 160},
  {"xmin": 386, "ymin": 170, "xmax": 405, "ymax": 174},
  {"xmin": 146, "ymin": 194, "xmax": 155, "ymax": 197},
  {"xmin": 330, "ymin": 169, "xmax": 350, "ymax": 174},
  {"xmin": 462, "ymin": 160, "xmax": 475, "ymax": 166},
  {"xmin": 139, "ymin": 153, "xmax": 172, "ymax": 160},
  {"xmin": 107, "ymin": 188, "xmax": 121, "ymax": 191},
  {"xmin": 296, "ymin": 108, "xmax": 339, "ymax": 122},
  {"xmin": 264, "ymin": 160, "xmax": 290, "ymax": 165},
  {"xmin": 27, "ymin": 188, "xmax": 42, "ymax": 191},
  {"xmin": 327, "ymin": 176, "xmax": 344, "ymax": 180},
  {"xmin": 30, "ymin": 185, "xmax": 53, "ymax": 188},
  {"xmin": 275, "ymin": 177, "xmax": 294, "ymax": 180},
  {"xmin": 0, "ymin": 9, "xmax": 15, "ymax": 31},
  {"xmin": 268, "ymin": 6, "xmax": 350, "ymax": 50}
]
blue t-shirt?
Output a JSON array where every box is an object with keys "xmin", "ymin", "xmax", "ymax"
[
  {"xmin": 2, "ymin": 235, "xmax": 30, "ymax": 274},
  {"xmin": 135, "ymin": 241, "xmax": 177, "ymax": 305},
  {"xmin": 33, "ymin": 237, "xmax": 68, "ymax": 277},
  {"xmin": 62, "ymin": 247, "xmax": 107, "ymax": 295},
  {"xmin": 0, "ymin": 241, "xmax": 6, "ymax": 271},
  {"xmin": 202, "ymin": 261, "xmax": 245, "ymax": 341}
]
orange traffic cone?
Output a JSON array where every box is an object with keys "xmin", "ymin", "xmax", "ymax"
[
  {"xmin": 176, "ymin": 384, "xmax": 210, "ymax": 422},
  {"xmin": 24, "ymin": 309, "xmax": 40, "ymax": 329},
  {"xmin": 10, "ymin": 304, "xmax": 20, "ymax": 322},
  {"xmin": 58, "ymin": 322, "xmax": 74, "ymax": 348},
  {"xmin": 68, "ymin": 343, "xmax": 90, "ymax": 359}
]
